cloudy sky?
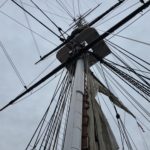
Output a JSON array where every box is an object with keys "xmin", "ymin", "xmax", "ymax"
[{"xmin": 0, "ymin": 0, "xmax": 150, "ymax": 149}]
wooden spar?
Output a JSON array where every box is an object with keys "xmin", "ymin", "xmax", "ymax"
[
  {"xmin": 57, "ymin": 26, "xmax": 111, "ymax": 150},
  {"xmin": 63, "ymin": 59, "xmax": 85, "ymax": 150}
]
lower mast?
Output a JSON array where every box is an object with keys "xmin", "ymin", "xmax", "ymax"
[{"xmin": 63, "ymin": 58, "xmax": 85, "ymax": 150}]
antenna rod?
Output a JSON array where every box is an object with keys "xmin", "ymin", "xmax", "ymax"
[{"xmin": 1, "ymin": 0, "xmax": 150, "ymax": 111}]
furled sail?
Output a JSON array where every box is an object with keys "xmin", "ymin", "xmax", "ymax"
[
  {"xmin": 84, "ymin": 71, "xmax": 135, "ymax": 149},
  {"xmin": 90, "ymin": 72, "xmax": 135, "ymax": 118}
]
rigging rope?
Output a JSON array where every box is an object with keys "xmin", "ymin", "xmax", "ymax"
[
  {"xmin": 0, "ymin": 41, "xmax": 27, "ymax": 89},
  {"xmin": 103, "ymin": 60, "xmax": 150, "ymax": 100},
  {"xmin": 106, "ymin": 40, "xmax": 150, "ymax": 72},
  {"xmin": 25, "ymin": 62, "xmax": 75, "ymax": 149},
  {"xmin": 25, "ymin": 69, "xmax": 66, "ymax": 149},
  {"xmin": 0, "ymin": 0, "xmax": 8, "ymax": 8},
  {"xmin": 97, "ymin": 28, "xmax": 150, "ymax": 48},
  {"xmin": 56, "ymin": 0, "xmax": 74, "ymax": 20},
  {"xmin": 11, "ymin": 0, "xmax": 63, "ymax": 40},
  {"xmin": 18, "ymin": 0, "xmax": 72, "ymax": 20},
  {"xmin": 0, "ymin": 10, "xmax": 57, "ymax": 46},
  {"xmin": 97, "ymin": 62, "xmax": 127, "ymax": 149},
  {"xmin": 100, "ymin": 66, "xmax": 150, "ymax": 121},
  {"xmin": 13, "ymin": 70, "xmax": 63, "ymax": 106},
  {"xmin": 30, "ymin": 0, "xmax": 66, "ymax": 41},
  {"xmin": 137, "ymin": 122, "xmax": 149, "ymax": 150},
  {"xmin": 77, "ymin": 0, "xmax": 81, "ymax": 16},
  {"xmin": 89, "ymin": 0, "xmax": 125, "ymax": 27},
  {"xmin": 95, "ymin": 1, "xmax": 139, "ymax": 27},
  {"xmin": 104, "ymin": 59, "xmax": 150, "ymax": 81},
  {"xmin": 96, "ymin": 60, "xmax": 136, "ymax": 149},
  {"xmin": 19, "ymin": 0, "xmax": 42, "ymax": 58},
  {"xmin": 108, "ymin": 40, "xmax": 150, "ymax": 66},
  {"xmin": 1, "ymin": 0, "xmax": 150, "ymax": 112},
  {"xmin": 106, "ymin": 40, "xmax": 150, "ymax": 89},
  {"xmin": 90, "ymin": 52, "xmax": 150, "ymax": 103},
  {"xmin": 108, "ymin": 8, "xmax": 150, "ymax": 40},
  {"xmin": 110, "ymin": 50, "xmax": 150, "ymax": 87}
]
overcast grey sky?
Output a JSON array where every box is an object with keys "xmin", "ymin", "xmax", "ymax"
[{"xmin": 0, "ymin": 0, "xmax": 150, "ymax": 149}]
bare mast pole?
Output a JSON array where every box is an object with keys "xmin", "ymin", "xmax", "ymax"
[
  {"xmin": 62, "ymin": 18, "xmax": 85, "ymax": 150},
  {"xmin": 63, "ymin": 58, "xmax": 85, "ymax": 150}
]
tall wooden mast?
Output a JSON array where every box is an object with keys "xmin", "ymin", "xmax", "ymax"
[
  {"xmin": 1, "ymin": 1, "xmax": 150, "ymax": 150},
  {"xmin": 56, "ymin": 18, "xmax": 111, "ymax": 149}
]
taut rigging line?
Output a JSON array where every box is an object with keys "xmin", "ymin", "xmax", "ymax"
[
  {"xmin": 0, "ymin": 41, "xmax": 27, "ymax": 89},
  {"xmin": 19, "ymin": 0, "xmax": 42, "ymax": 58},
  {"xmin": 11, "ymin": 0, "xmax": 64, "ymax": 41},
  {"xmin": 102, "ymin": 60, "xmax": 150, "ymax": 102},
  {"xmin": 30, "ymin": 0, "xmax": 66, "ymax": 39}
]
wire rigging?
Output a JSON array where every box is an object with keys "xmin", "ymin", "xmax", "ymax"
[
  {"xmin": 91, "ymin": 52, "xmax": 150, "ymax": 103},
  {"xmin": 109, "ymin": 8, "xmax": 150, "ymax": 40},
  {"xmin": 19, "ymin": 0, "xmax": 42, "ymax": 58},
  {"xmin": 105, "ymin": 41, "xmax": 150, "ymax": 90},
  {"xmin": 0, "ymin": 10, "xmax": 57, "ymax": 46},
  {"xmin": 72, "ymin": 0, "xmax": 75, "ymax": 18},
  {"xmin": 103, "ymin": 60, "xmax": 150, "ymax": 101},
  {"xmin": 96, "ymin": 63, "xmax": 127, "ymax": 149},
  {"xmin": 11, "ymin": 0, "xmax": 63, "ymax": 40},
  {"xmin": 89, "ymin": 0, "xmax": 125, "ymax": 27},
  {"xmin": 100, "ymin": 66, "xmax": 150, "ymax": 122},
  {"xmin": 104, "ymin": 59, "xmax": 150, "ymax": 81},
  {"xmin": 77, "ymin": 0, "xmax": 81, "ymax": 16},
  {"xmin": 1, "ymin": 0, "xmax": 150, "ymax": 113},
  {"xmin": 37, "ymin": 0, "xmax": 150, "ymax": 63},
  {"xmin": 110, "ymin": 40, "xmax": 150, "ymax": 66},
  {"xmin": 0, "ymin": 41, "xmax": 27, "ymax": 89},
  {"xmin": 97, "ymin": 28, "xmax": 150, "ymax": 48},
  {"xmin": 56, "ymin": 0, "xmax": 74, "ymax": 20},
  {"xmin": 25, "ymin": 69, "xmax": 66, "ymax": 149},
  {"xmin": 98, "ymin": 60, "xmax": 137, "ymax": 149},
  {"xmin": 110, "ymin": 49, "xmax": 150, "ymax": 87},
  {"xmin": 61, "ymin": 3, "xmax": 102, "ymax": 37},
  {"xmin": 0, "ymin": 0, "xmax": 8, "ymax": 8},
  {"xmin": 0, "ymin": 0, "xmax": 150, "ymax": 149},
  {"xmin": 137, "ymin": 123, "xmax": 149, "ymax": 150},
  {"xmin": 107, "ymin": 40, "xmax": 150, "ymax": 72},
  {"xmin": 95, "ymin": 1, "xmax": 139, "ymax": 27},
  {"xmin": 25, "ymin": 64, "xmax": 75, "ymax": 149},
  {"xmin": 30, "ymin": 0, "xmax": 66, "ymax": 41},
  {"xmin": 13, "ymin": 71, "xmax": 63, "ymax": 107},
  {"xmin": 95, "ymin": 63, "xmax": 150, "ymax": 147},
  {"xmin": 18, "ymin": 0, "xmax": 72, "ymax": 21}
]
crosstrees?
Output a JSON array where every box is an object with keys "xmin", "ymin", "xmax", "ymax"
[{"xmin": 36, "ymin": 1, "xmax": 124, "ymax": 63}]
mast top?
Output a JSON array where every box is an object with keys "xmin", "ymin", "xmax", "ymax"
[{"xmin": 56, "ymin": 26, "xmax": 111, "ymax": 72}]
